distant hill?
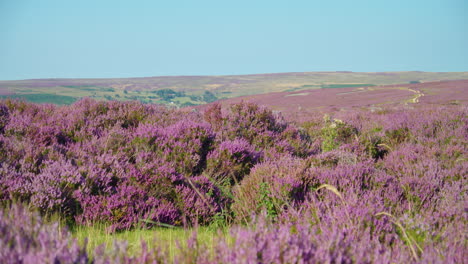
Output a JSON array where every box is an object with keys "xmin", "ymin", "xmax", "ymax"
[
  {"xmin": 196, "ymin": 80, "xmax": 468, "ymax": 121},
  {"xmin": 1, "ymin": 71, "xmax": 467, "ymax": 106}
]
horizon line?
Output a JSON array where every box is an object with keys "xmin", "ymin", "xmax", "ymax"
[{"xmin": 1, "ymin": 70, "xmax": 468, "ymax": 82}]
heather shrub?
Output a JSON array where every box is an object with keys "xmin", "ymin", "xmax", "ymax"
[
  {"xmin": 384, "ymin": 127, "xmax": 412, "ymax": 148},
  {"xmin": 209, "ymin": 101, "xmax": 310, "ymax": 157},
  {"xmin": 0, "ymin": 99, "xmax": 224, "ymax": 230},
  {"xmin": 0, "ymin": 204, "xmax": 174, "ymax": 263},
  {"xmin": 308, "ymin": 149, "xmax": 359, "ymax": 168},
  {"xmin": 185, "ymin": 210, "xmax": 451, "ymax": 264},
  {"xmin": 378, "ymin": 144, "xmax": 456, "ymax": 214},
  {"xmin": 75, "ymin": 156, "xmax": 224, "ymax": 230},
  {"xmin": 321, "ymin": 116, "xmax": 358, "ymax": 152},
  {"xmin": 232, "ymin": 156, "xmax": 310, "ymax": 221},
  {"xmin": 175, "ymin": 175, "xmax": 226, "ymax": 226},
  {"xmin": 0, "ymin": 98, "xmax": 466, "ymax": 262},
  {"xmin": 76, "ymin": 181, "xmax": 181, "ymax": 231},
  {"xmin": 203, "ymin": 102, "xmax": 223, "ymax": 130},
  {"xmin": 275, "ymin": 125, "xmax": 311, "ymax": 157},
  {"xmin": 3, "ymin": 202, "xmax": 465, "ymax": 264},
  {"xmin": 29, "ymin": 159, "xmax": 82, "ymax": 216},
  {"xmin": 205, "ymin": 138, "xmax": 260, "ymax": 187},
  {"xmin": 0, "ymin": 204, "xmax": 89, "ymax": 263},
  {"xmin": 0, "ymin": 103, "xmax": 8, "ymax": 134},
  {"xmin": 133, "ymin": 119, "xmax": 215, "ymax": 175},
  {"xmin": 224, "ymin": 102, "xmax": 287, "ymax": 143}
]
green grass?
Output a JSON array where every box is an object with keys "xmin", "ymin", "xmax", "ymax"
[
  {"xmin": 321, "ymin": 83, "xmax": 375, "ymax": 88},
  {"xmin": 294, "ymin": 83, "xmax": 375, "ymax": 91},
  {"xmin": 1, "ymin": 87, "xmax": 204, "ymax": 107},
  {"xmin": 3, "ymin": 71, "xmax": 466, "ymax": 106},
  {"xmin": 63, "ymin": 85, "xmax": 98, "ymax": 91},
  {"xmin": 298, "ymin": 85, "xmax": 321, "ymax": 89},
  {"xmin": 0, "ymin": 93, "xmax": 77, "ymax": 105},
  {"xmin": 71, "ymin": 224, "xmax": 231, "ymax": 260}
]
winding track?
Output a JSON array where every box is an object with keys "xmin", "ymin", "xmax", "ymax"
[{"xmin": 407, "ymin": 88, "xmax": 424, "ymax": 103}]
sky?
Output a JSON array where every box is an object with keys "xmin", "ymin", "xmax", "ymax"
[{"xmin": 0, "ymin": 0, "xmax": 467, "ymax": 80}]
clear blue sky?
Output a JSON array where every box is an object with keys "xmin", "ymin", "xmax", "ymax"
[{"xmin": 1, "ymin": 0, "xmax": 467, "ymax": 80}]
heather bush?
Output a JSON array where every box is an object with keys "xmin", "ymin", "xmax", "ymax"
[
  {"xmin": 224, "ymin": 102, "xmax": 287, "ymax": 143},
  {"xmin": 0, "ymin": 102, "xmax": 8, "ymax": 134},
  {"xmin": 0, "ymin": 204, "xmax": 89, "ymax": 263},
  {"xmin": 206, "ymin": 101, "xmax": 309, "ymax": 157},
  {"xmin": 175, "ymin": 175, "xmax": 226, "ymax": 226},
  {"xmin": 0, "ymin": 98, "xmax": 466, "ymax": 262},
  {"xmin": 75, "ymin": 156, "xmax": 225, "ymax": 230},
  {"xmin": 320, "ymin": 116, "xmax": 358, "ymax": 152},
  {"xmin": 29, "ymin": 159, "xmax": 83, "ymax": 215},
  {"xmin": 2, "ymin": 200, "xmax": 466, "ymax": 264},
  {"xmin": 232, "ymin": 156, "xmax": 310, "ymax": 220},
  {"xmin": 205, "ymin": 138, "xmax": 260, "ymax": 187},
  {"xmin": 358, "ymin": 126, "xmax": 388, "ymax": 160},
  {"xmin": 133, "ymin": 119, "xmax": 215, "ymax": 175},
  {"xmin": 0, "ymin": 204, "xmax": 174, "ymax": 263},
  {"xmin": 0, "ymin": 99, "xmax": 223, "ymax": 230}
]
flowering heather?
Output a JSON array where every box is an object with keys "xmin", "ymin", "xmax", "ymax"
[
  {"xmin": 0, "ymin": 204, "xmax": 89, "ymax": 264},
  {"xmin": 0, "ymin": 98, "xmax": 467, "ymax": 263},
  {"xmin": 0, "ymin": 204, "xmax": 172, "ymax": 263},
  {"xmin": 0, "ymin": 99, "xmax": 307, "ymax": 229},
  {"xmin": 206, "ymin": 138, "xmax": 260, "ymax": 186}
]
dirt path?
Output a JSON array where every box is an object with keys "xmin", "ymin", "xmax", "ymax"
[{"xmin": 407, "ymin": 88, "xmax": 424, "ymax": 103}]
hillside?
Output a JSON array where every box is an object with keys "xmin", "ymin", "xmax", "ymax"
[
  {"xmin": 1, "ymin": 71, "xmax": 467, "ymax": 106},
  {"xmin": 198, "ymin": 79, "xmax": 468, "ymax": 121}
]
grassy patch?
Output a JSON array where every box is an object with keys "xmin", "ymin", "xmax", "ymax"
[
  {"xmin": 299, "ymin": 84, "xmax": 321, "ymax": 89},
  {"xmin": 296, "ymin": 83, "xmax": 375, "ymax": 90},
  {"xmin": 1, "ymin": 93, "xmax": 77, "ymax": 105},
  {"xmin": 62, "ymin": 85, "xmax": 97, "ymax": 91},
  {"xmin": 320, "ymin": 84, "xmax": 375, "ymax": 88},
  {"xmin": 72, "ymin": 224, "xmax": 230, "ymax": 259},
  {"xmin": 285, "ymin": 92, "xmax": 310, "ymax": 97}
]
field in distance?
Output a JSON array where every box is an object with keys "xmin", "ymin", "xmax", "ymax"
[
  {"xmin": 197, "ymin": 79, "xmax": 468, "ymax": 121},
  {"xmin": 1, "ymin": 71, "xmax": 467, "ymax": 106}
]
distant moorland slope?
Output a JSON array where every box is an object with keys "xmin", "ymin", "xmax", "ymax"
[
  {"xmin": 197, "ymin": 79, "xmax": 468, "ymax": 121},
  {"xmin": 1, "ymin": 71, "xmax": 467, "ymax": 106}
]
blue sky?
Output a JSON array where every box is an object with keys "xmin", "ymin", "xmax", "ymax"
[{"xmin": 0, "ymin": 0, "xmax": 467, "ymax": 80}]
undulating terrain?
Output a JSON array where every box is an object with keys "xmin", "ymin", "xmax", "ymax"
[
  {"xmin": 1, "ymin": 71, "xmax": 467, "ymax": 107},
  {"xmin": 0, "ymin": 72, "xmax": 467, "ymax": 262},
  {"xmin": 201, "ymin": 79, "xmax": 468, "ymax": 121}
]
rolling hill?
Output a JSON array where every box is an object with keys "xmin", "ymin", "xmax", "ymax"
[
  {"xmin": 195, "ymin": 79, "xmax": 468, "ymax": 121},
  {"xmin": 1, "ymin": 71, "xmax": 467, "ymax": 106}
]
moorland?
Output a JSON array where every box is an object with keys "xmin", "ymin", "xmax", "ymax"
[
  {"xmin": 0, "ymin": 72, "xmax": 467, "ymax": 263},
  {"xmin": 1, "ymin": 71, "xmax": 467, "ymax": 107}
]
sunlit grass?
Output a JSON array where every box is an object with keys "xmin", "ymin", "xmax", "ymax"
[{"xmin": 71, "ymin": 224, "xmax": 231, "ymax": 260}]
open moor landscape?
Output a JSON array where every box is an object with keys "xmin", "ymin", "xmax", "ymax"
[{"xmin": 0, "ymin": 71, "xmax": 467, "ymax": 262}]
